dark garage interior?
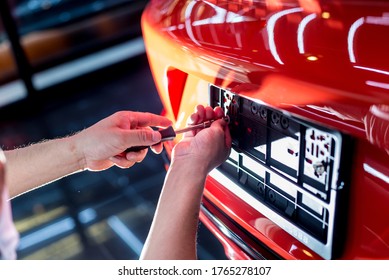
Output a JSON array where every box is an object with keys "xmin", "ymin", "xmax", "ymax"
[{"xmin": 0, "ymin": 0, "xmax": 226, "ymax": 260}]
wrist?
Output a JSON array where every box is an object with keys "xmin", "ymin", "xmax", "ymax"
[
  {"xmin": 163, "ymin": 158, "xmax": 208, "ymax": 198},
  {"xmin": 66, "ymin": 133, "xmax": 86, "ymax": 171},
  {"xmin": 170, "ymin": 157, "xmax": 209, "ymax": 179}
]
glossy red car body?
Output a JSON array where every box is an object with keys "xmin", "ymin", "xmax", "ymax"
[{"xmin": 141, "ymin": 0, "xmax": 389, "ymax": 259}]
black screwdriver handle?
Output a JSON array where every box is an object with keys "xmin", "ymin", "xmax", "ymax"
[
  {"xmin": 124, "ymin": 126, "xmax": 176, "ymax": 153},
  {"xmin": 124, "ymin": 145, "xmax": 150, "ymax": 152}
]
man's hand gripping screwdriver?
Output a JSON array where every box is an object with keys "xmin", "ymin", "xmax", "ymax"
[{"xmin": 125, "ymin": 116, "xmax": 230, "ymax": 153}]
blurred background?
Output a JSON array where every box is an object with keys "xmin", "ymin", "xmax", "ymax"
[{"xmin": 0, "ymin": 0, "xmax": 226, "ymax": 260}]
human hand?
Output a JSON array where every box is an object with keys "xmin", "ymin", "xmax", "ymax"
[
  {"xmin": 72, "ymin": 111, "xmax": 172, "ymax": 171},
  {"xmin": 140, "ymin": 105, "xmax": 230, "ymax": 260},
  {"xmin": 171, "ymin": 105, "xmax": 231, "ymax": 175}
]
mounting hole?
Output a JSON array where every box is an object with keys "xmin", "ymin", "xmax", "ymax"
[
  {"xmin": 281, "ymin": 116, "xmax": 289, "ymax": 129},
  {"xmin": 260, "ymin": 107, "xmax": 267, "ymax": 119},
  {"xmin": 268, "ymin": 190, "xmax": 276, "ymax": 203},
  {"xmin": 257, "ymin": 182, "xmax": 265, "ymax": 196},
  {"xmin": 271, "ymin": 112, "xmax": 280, "ymax": 125},
  {"xmin": 251, "ymin": 102, "xmax": 258, "ymax": 115}
]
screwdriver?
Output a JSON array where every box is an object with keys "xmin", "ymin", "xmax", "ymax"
[{"xmin": 124, "ymin": 117, "xmax": 228, "ymax": 153}]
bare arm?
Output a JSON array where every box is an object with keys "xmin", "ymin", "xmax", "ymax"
[
  {"xmin": 141, "ymin": 160, "xmax": 207, "ymax": 259},
  {"xmin": 140, "ymin": 105, "xmax": 231, "ymax": 259},
  {"xmin": 4, "ymin": 137, "xmax": 83, "ymax": 198},
  {"xmin": 4, "ymin": 111, "xmax": 171, "ymax": 199}
]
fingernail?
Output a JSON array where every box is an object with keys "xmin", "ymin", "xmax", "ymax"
[{"xmin": 152, "ymin": 131, "xmax": 161, "ymax": 142}]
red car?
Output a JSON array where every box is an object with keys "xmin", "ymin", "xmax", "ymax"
[{"xmin": 141, "ymin": 0, "xmax": 389, "ymax": 259}]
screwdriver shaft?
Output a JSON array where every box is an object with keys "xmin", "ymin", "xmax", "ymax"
[{"xmin": 174, "ymin": 120, "xmax": 214, "ymax": 134}]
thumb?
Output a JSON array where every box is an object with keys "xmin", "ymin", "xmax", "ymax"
[{"xmin": 125, "ymin": 129, "xmax": 162, "ymax": 147}]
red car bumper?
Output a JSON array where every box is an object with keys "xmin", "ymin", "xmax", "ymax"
[{"xmin": 141, "ymin": 0, "xmax": 389, "ymax": 260}]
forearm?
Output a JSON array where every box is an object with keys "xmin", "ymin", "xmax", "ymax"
[
  {"xmin": 4, "ymin": 136, "xmax": 83, "ymax": 199},
  {"xmin": 140, "ymin": 159, "xmax": 207, "ymax": 260}
]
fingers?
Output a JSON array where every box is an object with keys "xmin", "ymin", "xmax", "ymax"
[
  {"xmin": 120, "ymin": 112, "xmax": 171, "ymax": 152},
  {"xmin": 186, "ymin": 105, "xmax": 225, "ymax": 137},
  {"xmin": 214, "ymin": 106, "xmax": 224, "ymax": 119},
  {"xmin": 188, "ymin": 111, "xmax": 199, "ymax": 125},
  {"xmin": 128, "ymin": 112, "xmax": 172, "ymax": 128},
  {"xmin": 123, "ymin": 128, "xmax": 162, "ymax": 149},
  {"xmin": 217, "ymin": 117, "xmax": 232, "ymax": 149},
  {"xmin": 188, "ymin": 105, "xmax": 222, "ymax": 125},
  {"xmin": 205, "ymin": 106, "xmax": 214, "ymax": 121},
  {"xmin": 194, "ymin": 105, "xmax": 213, "ymax": 123},
  {"xmin": 210, "ymin": 117, "xmax": 229, "ymax": 138},
  {"xmin": 150, "ymin": 142, "xmax": 164, "ymax": 154},
  {"xmin": 125, "ymin": 148, "xmax": 148, "ymax": 162},
  {"xmin": 114, "ymin": 107, "xmax": 226, "ymax": 162},
  {"xmin": 187, "ymin": 106, "xmax": 202, "ymax": 125},
  {"xmin": 110, "ymin": 147, "xmax": 148, "ymax": 168},
  {"xmin": 121, "ymin": 128, "xmax": 164, "ymax": 157},
  {"xmin": 208, "ymin": 118, "xmax": 232, "ymax": 164},
  {"xmin": 198, "ymin": 105, "xmax": 224, "ymax": 122},
  {"xmin": 117, "ymin": 107, "xmax": 225, "ymax": 155}
]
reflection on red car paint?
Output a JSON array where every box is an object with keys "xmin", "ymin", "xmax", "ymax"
[{"xmin": 141, "ymin": 0, "xmax": 389, "ymax": 259}]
